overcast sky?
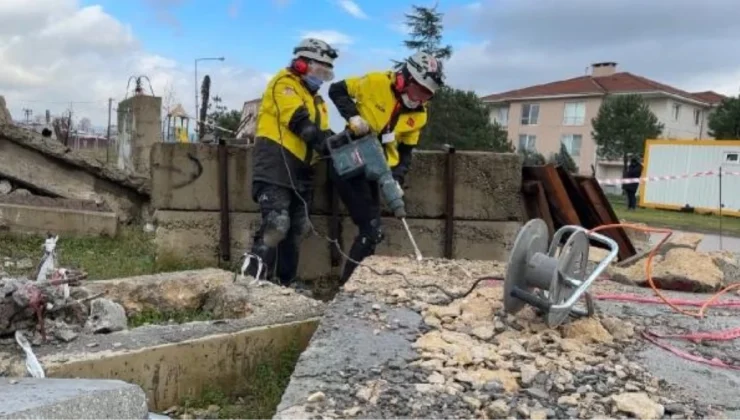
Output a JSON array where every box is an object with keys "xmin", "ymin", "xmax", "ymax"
[{"xmin": 1, "ymin": 0, "xmax": 739, "ymax": 132}]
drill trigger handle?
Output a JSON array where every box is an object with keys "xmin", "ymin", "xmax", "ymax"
[{"xmin": 325, "ymin": 129, "xmax": 353, "ymax": 152}]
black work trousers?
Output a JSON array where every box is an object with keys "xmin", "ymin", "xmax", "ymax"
[
  {"xmin": 626, "ymin": 188, "xmax": 637, "ymax": 210},
  {"xmin": 328, "ymin": 165, "xmax": 384, "ymax": 285},
  {"xmin": 247, "ymin": 181, "xmax": 313, "ymax": 285}
]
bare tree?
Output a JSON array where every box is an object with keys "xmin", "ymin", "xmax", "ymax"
[{"xmin": 161, "ymin": 80, "xmax": 179, "ymax": 117}]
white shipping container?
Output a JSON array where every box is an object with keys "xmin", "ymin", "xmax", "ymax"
[{"xmin": 641, "ymin": 140, "xmax": 740, "ymax": 217}]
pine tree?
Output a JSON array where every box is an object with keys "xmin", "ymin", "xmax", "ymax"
[{"xmin": 402, "ymin": 5, "xmax": 453, "ymax": 62}]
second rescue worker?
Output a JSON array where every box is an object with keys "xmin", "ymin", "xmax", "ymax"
[
  {"xmin": 328, "ymin": 51, "xmax": 445, "ymax": 284},
  {"xmin": 247, "ymin": 38, "xmax": 338, "ymax": 286}
]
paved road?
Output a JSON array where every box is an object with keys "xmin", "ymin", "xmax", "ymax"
[{"xmin": 649, "ymin": 230, "xmax": 740, "ymax": 253}]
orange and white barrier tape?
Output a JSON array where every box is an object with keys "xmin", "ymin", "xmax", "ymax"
[{"xmin": 597, "ymin": 169, "xmax": 740, "ymax": 186}]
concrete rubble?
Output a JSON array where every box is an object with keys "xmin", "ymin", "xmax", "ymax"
[
  {"xmin": 601, "ymin": 232, "xmax": 740, "ymax": 292},
  {"xmin": 275, "ymin": 256, "xmax": 730, "ymax": 420}
]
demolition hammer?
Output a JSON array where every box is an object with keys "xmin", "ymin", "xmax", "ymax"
[{"xmin": 326, "ymin": 130, "xmax": 423, "ymax": 261}]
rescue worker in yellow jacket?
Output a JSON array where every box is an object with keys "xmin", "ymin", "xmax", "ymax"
[
  {"xmin": 246, "ymin": 38, "xmax": 338, "ymax": 286},
  {"xmin": 328, "ymin": 51, "xmax": 444, "ymax": 284}
]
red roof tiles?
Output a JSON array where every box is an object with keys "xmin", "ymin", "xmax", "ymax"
[{"xmin": 482, "ymin": 71, "xmax": 721, "ymax": 105}]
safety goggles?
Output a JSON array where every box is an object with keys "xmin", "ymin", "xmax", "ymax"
[
  {"xmin": 294, "ymin": 45, "xmax": 339, "ymax": 61},
  {"xmin": 308, "ymin": 61, "xmax": 335, "ymax": 82},
  {"xmin": 406, "ymin": 81, "xmax": 434, "ymax": 103}
]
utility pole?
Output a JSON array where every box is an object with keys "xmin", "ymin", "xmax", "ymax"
[
  {"xmin": 65, "ymin": 104, "xmax": 73, "ymax": 147},
  {"xmin": 106, "ymin": 98, "xmax": 113, "ymax": 164},
  {"xmin": 22, "ymin": 108, "xmax": 32, "ymax": 123}
]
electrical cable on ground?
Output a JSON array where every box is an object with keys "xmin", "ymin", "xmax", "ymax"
[{"xmin": 587, "ymin": 223, "xmax": 740, "ymax": 370}]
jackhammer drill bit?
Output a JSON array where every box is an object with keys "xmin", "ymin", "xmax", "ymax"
[{"xmin": 401, "ymin": 218, "xmax": 423, "ymax": 261}]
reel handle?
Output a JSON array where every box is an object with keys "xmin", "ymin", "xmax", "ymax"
[{"xmin": 509, "ymin": 288, "xmax": 552, "ymax": 311}]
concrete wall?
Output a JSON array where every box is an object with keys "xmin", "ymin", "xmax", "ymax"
[{"xmin": 151, "ymin": 143, "xmax": 525, "ymax": 278}]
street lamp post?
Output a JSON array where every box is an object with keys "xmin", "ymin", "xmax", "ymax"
[{"xmin": 194, "ymin": 56, "xmax": 225, "ymax": 131}]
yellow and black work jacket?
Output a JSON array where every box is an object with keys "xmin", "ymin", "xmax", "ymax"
[
  {"xmin": 252, "ymin": 68, "xmax": 331, "ymax": 192},
  {"xmin": 328, "ymin": 71, "xmax": 427, "ymax": 184}
]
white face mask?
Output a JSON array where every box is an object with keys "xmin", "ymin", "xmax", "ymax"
[{"xmin": 401, "ymin": 93, "xmax": 420, "ymax": 109}]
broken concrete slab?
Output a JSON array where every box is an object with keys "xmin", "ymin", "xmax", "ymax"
[
  {"xmin": 0, "ymin": 201, "xmax": 118, "ymax": 237},
  {"xmin": 0, "ymin": 123, "xmax": 149, "ymax": 222},
  {"xmin": 274, "ymin": 256, "xmax": 718, "ymax": 419},
  {"xmin": 84, "ymin": 269, "xmax": 235, "ymax": 315},
  {"xmin": 0, "ymin": 279, "xmax": 325, "ymax": 411},
  {"xmin": 0, "ymin": 377, "xmax": 149, "ymax": 419},
  {"xmin": 150, "ymin": 143, "xmax": 525, "ymax": 221}
]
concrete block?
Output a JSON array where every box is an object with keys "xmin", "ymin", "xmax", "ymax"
[
  {"xmin": 0, "ymin": 377, "xmax": 148, "ymax": 419},
  {"xmin": 341, "ymin": 218, "xmax": 522, "ymax": 262},
  {"xmin": 150, "ymin": 144, "xmax": 525, "ymax": 221},
  {"xmin": 154, "ymin": 210, "xmax": 521, "ymax": 280},
  {"xmin": 153, "ymin": 210, "xmax": 335, "ymax": 280},
  {"xmin": 0, "ymin": 202, "xmax": 117, "ymax": 237}
]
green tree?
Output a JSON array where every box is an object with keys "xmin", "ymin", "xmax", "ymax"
[
  {"xmin": 401, "ymin": 5, "xmax": 452, "ymax": 62},
  {"xmin": 399, "ymin": 4, "xmax": 511, "ymax": 152},
  {"xmin": 548, "ymin": 143, "xmax": 579, "ymax": 173},
  {"xmin": 207, "ymin": 95, "xmax": 242, "ymax": 136},
  {"xmin": 519, "ymin": 149, "xmax": 546, "ymax": 166},
  {"xmin": 707, "ymin": 95, "xmax": 740, "ymax": 139},
  {"xmin": 592, "ymin": 94, "xmax": 663, "ymax": 174},
  {"xmin": 419, "ymin": 87, "xmax": 513, "ymax": 151}
]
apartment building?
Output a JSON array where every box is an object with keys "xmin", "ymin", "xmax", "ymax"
[{"xmin": 481, "ymin": 62, "xmax": 726, "ymax": 178}]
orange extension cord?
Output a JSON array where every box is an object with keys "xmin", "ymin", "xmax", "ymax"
[{"xmin": 588, "ymin": 223, "xmax": 740, "ymax": 370}]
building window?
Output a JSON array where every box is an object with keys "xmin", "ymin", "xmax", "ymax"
[
  {"xmin": 518, "ymin": 134, "xmax": 536, "ymax": 151},
  {"xmin": 725, "ymin": 152, "xmax": 739, "ymax": 164},
  {"xmin": 561, "ymin": 134, "xmax": 582, "ymax": 157},
  {"xmin": 521, "ymin": 103, "xmax": 540, "ymax": 125},
  {"xmin": 491, "ymin": 106, "xmax": 509, "ymax": 126},
  {"xmin": 672, "ymin": 103, "xmax": 681, "ymax": 120},
  {"xmin": 694, "ymin": 109, "xmax": 701, "ymax": 126},
  {"xmin": 563, "ymin": 102, "xmax": 586, "ymax": 126}
]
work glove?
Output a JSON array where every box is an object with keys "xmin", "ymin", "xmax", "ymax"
[
  {"xmin": 316, "ymin": 130, "xmax": 335, "ymax": 156},
  {"xmin": 348, "ymin": 115, "xmax": 370, "ymax": 136}
]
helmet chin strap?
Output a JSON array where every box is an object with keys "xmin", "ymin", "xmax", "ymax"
[{"xmin": 401, "ymin": 93, "xmax": 420, "ymax": 109}]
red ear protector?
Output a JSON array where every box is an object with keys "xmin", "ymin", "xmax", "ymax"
[
  {"xmin": 394, "ymin": 71, "xmax": 406, "ymax": 92},
  {"xmin": 291, "ymin": 58, "xmax": 309, "ymax": 75}
]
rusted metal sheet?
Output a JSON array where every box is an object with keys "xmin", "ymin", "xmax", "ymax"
[
  {"xmin": 521, "ymin": 181, "xmax": 554, "ymax": 238},
  {"xmin": 523, "ymin": 165, "xmax": 581, "ymax": 227},
  {"xmin": 578, "ymin": 177, "xmax": 637, "ymax": 261},
  {"xmin": 520, "ymin": 164, "xmax": 636, "ymax": 262}
]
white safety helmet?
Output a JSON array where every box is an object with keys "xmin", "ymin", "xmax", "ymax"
[
  {"xmin": 293, "ymin": 38, "xmax": 338, "ymax": 67},
  {"xmin": 404, "ymin": 51, "xmax": 445, "ymax": 94}
]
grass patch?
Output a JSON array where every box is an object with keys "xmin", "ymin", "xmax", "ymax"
[
  {"xmin": 127, "ymin": 308, "xmax": 215, "ymax": 328},
  {"xmin": 608, "ymin": 194, "xmax": 740, "ymax": 236},
  {"xmin": 178, "ymin": 339, "xmax": 302, "ymax": 419},
  {"xmin": 0, "ymin": 226, "xmax": 213, "ymax": 279}
]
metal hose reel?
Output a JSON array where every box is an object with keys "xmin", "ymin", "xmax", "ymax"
[{"xmin": 504, "ymin": 219, "xmax": 619, "ymax": 328}]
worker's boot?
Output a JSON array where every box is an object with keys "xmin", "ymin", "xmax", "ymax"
[{"xmin": 339, "ymin": 235, "xmax": 376, "ymax": 286}]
